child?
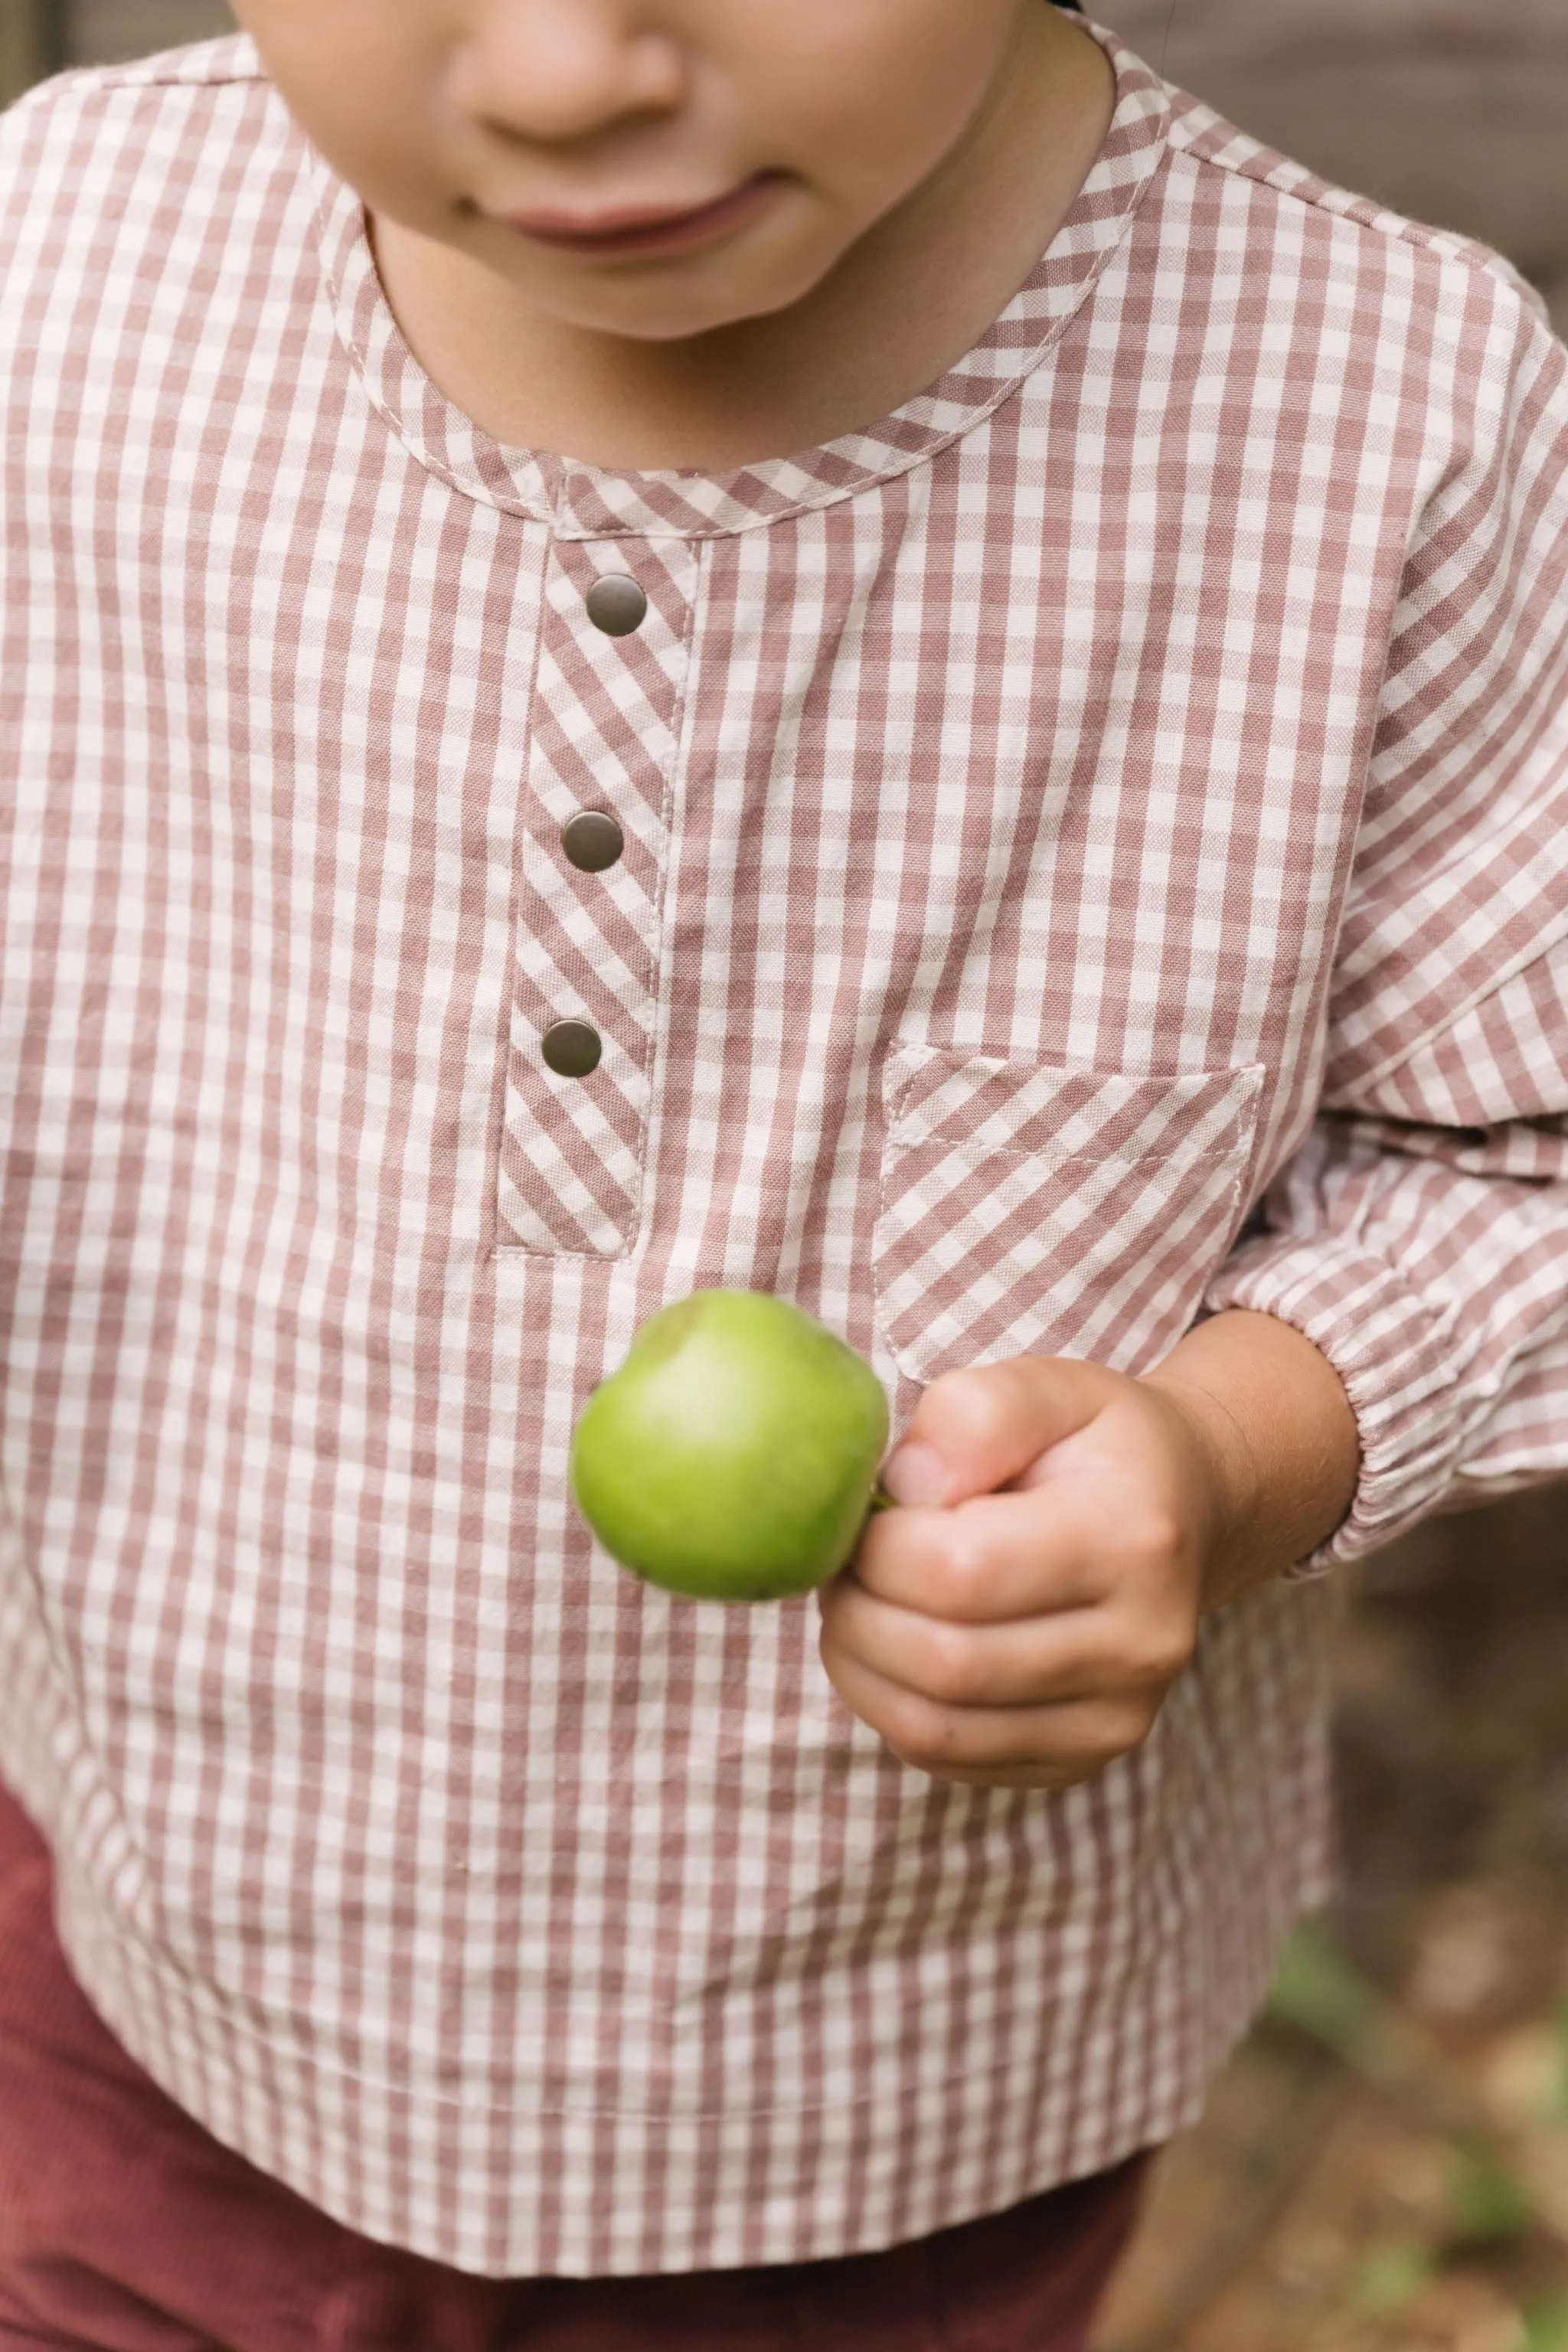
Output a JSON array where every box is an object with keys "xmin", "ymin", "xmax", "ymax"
[{"xmin": 0, "ymin": 2, "xmax": 1564, "ymax": 2344}]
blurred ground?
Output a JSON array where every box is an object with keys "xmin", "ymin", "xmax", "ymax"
[
  {"xmin": 1095, "ymin": 1489, "xmax": 1568, "ymax": 2352},
  {"xmin": 12, "ymin": 2, "xmax": 1568, "ymax": 2345}
]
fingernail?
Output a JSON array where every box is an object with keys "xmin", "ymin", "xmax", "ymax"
[{"xmin": 880, "ymin": 1443, "xmax": 952, "ymax": 1508}]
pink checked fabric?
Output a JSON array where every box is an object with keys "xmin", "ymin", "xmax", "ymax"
[{"xmin": 1, "ymin": 17, "xmax": 1566, "ymax": 2280}]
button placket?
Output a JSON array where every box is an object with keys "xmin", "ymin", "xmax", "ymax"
[{"xmin": 498, "ymin": 543, "xmax": 695, "ymax": 1256}]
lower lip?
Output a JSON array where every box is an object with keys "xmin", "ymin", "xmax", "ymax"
[{"xmin": 503, "ymin": 174, "xmax": 781, "ymax": 261}]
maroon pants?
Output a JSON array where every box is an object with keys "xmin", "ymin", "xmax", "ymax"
[{"xmin": 0, "ymin": 1784, "xmax": 1148, "ymax": 2351}]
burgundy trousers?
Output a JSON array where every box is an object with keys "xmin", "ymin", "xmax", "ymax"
[{"xmin": 0, "ymin": 1784, "xmax": 1148, "ymax": 2352}]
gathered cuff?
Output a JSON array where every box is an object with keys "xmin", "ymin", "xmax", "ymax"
[{"xmin": 1203, "ymin": 1237, "xmax": 1464, "ymax": 1576}]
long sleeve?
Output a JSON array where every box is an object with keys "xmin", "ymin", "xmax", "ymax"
[{"xmin": 1206, "ymin": 283, "xmax": 1568, "ymax": 1569}]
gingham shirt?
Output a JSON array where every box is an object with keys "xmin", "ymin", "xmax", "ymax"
[{"xmin": 2, "ymin": 20, "xmax": 1566, "ymax": 2278}]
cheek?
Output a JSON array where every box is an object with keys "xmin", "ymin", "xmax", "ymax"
[
  {"xmin": 234, "ymin": 3, "xmax": 455, "ymax": 225},
  {"xmin": 726, "ymin": 0, "xmax": 1021, "ymax": 201}
]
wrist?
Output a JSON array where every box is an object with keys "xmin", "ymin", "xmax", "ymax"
[
  {"xmin": 1143, "ymin": 1358, "xmax": 1265, "ymax": 1610},
  {"xmin": 1143, "ymin": 1309, "xmax": 1361, "ymax": 1610}
]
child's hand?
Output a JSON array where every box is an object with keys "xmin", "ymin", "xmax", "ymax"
[{"xmin": 816, "ymin": 1312, "xmax": 1359, "ymax": 1790}]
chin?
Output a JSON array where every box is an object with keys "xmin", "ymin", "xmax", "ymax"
[{"xmin": 547, "ymin": 251, "xmax": 843, "ymax": 347}]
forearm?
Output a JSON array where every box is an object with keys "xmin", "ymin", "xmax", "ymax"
[{"xmin": 1145, "ymin": 1308, "xmax": 1361, "ymax": 1612}]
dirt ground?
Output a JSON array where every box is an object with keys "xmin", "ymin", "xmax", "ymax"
[{"xmin": 21, "ymin": 4, "xmax": 1568, "ymax": 2344}]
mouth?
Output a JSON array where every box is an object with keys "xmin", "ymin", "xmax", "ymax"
[{"xmin": 497, "ymin": 172, "xmax": 783, "ymax": 260}]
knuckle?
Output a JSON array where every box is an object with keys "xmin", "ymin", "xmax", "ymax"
[
  {"xmin": 1124, "ymin": 1618, "xmax": 1195, "ymax": 1689},
  {"xmin": 1076, "ymin": 1700, "xmax": 1157, "ymax": 1772},
  {"xmin": 944, "ymin": 1355, "xmax": 1044, "ymax": 1434},
  {"xmin": 920, "ymin": 1623, "xmax": 988, "ymax": 1705},
  {"xmin": 925, "ymin": 1364, "xmax": 1005, "ymax": 1441},
  {"xmin": 881, "ymin": 1687, "xmax": 951, "ymax": 1763},
  {"xmin": 1122, "ymin": 1507, "xmax": 1184, "ymax": 1567},
  {"xmin": 1108, "ymin": 1697, "xmax": 1161, "ymax": 1757},
  {"xmin": 929, "ymin": 1534, "xmax": 992, "ymax": 1618}
]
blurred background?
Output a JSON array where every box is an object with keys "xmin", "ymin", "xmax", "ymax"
[{"xmin": 2, "ymin": 2, "xmax": 1567, "ymax": 2344}]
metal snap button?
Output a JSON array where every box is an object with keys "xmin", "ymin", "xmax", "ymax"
[
  {"xmin": 560, "ymin": 812, "xmax": 625, "ymax": 873},
  {"xmin": 541, "ymin": 1020, "xmax": 603, "ymax": 1079},
  {"xmin": 584, "ymin": 575, "xmax": 648, "ymax": 637}
]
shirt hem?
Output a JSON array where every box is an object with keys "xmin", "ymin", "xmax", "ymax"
[{"xmin": 51, "ymin": 1862, "xmax": 1329, "ymax": 2276}]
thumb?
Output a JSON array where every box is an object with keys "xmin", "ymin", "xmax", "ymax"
[{"xmin": 880, "ymin": 1357, "xmax": 1119, "ymax": 1509}]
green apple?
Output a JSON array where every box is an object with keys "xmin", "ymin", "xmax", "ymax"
[{"xmin": 570, "ymin": 1289, "xmax": 890, "ymax": 1602}]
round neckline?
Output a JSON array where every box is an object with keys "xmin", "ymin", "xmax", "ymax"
[{"xmin": 310, "ymin": 24, "xmax": 1171, "ymax": 543}]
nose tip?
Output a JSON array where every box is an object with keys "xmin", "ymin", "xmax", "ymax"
[{"xmin": 452, "ymin": 9, "xmax": 686, "ymax": 147}]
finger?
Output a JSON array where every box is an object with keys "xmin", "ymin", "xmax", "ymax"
[
  {"xmin": 881, "ymin": 1355, "xmax": 1125, "ymax": 1511},
  {"xmin": 849, "ymin": 1481, "xmax": 1165, "ymax": 1622},
  {"xmin": 818, "ymin": 1576, "xmax": 1192, "ymax": 1710},
  {"xmin": 819, "ymin": 1641, "xmax": 1157, "ymax": 1784}
]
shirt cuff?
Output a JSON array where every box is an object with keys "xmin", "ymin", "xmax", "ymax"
[{"xmin": 1202, "ymin": 1237, "xmax": 1465, "ymax": 1575}]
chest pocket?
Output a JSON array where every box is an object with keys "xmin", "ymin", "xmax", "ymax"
[{"xmin": 874, "ymin": 1044, "xmax": 1266, "ymax": 1383}]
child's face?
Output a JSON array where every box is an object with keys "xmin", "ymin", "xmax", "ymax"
[{"xmin": 235, "ymin": 0, "xmax": 1048, "ymax": 341}]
